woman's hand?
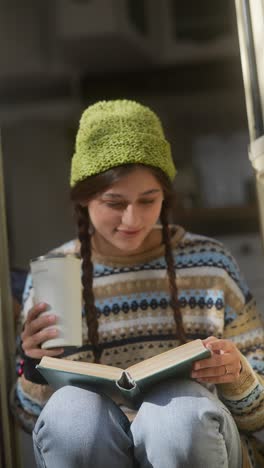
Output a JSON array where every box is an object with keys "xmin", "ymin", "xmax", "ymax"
[
  {"xmin": 21, "ymin": 302, "xmax": 64, "ymax": 359},
  {"xmin": 191, "ymin": 336, "xmax": 242, "ymax": 384}
]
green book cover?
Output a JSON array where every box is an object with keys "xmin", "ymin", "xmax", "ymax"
[{"xmin": 37, "ymin": 339, "xmax": 211, "ymax": 407}]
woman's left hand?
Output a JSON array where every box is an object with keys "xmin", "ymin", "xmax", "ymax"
[{"xmin": 191, "ymin": 336, "xmax": 242, "ymax": 384}]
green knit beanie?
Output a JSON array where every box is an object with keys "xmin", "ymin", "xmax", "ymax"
[{"xmin": 70, "ymin": 99, "xmax": 176, "ymax": 187}]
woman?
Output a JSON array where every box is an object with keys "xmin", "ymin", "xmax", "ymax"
[{"xmin": 13, "ymin": 100, "xmax": 264, "ymax": 467}]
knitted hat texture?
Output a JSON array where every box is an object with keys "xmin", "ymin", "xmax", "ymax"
[{"xmin": 70, "ymin": 99, "xmax": 176, "ymax": 187}]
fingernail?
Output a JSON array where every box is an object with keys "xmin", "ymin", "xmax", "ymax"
[
  {"xmin": 49, "ymin": 328, "xmax": 58, "ymax": 336},
  {"xmin": 47, "ymin": 314, "xmax": 56, "ymax": 323}
]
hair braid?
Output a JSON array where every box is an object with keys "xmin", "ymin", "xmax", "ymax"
[
  {"xmin": 74, "ymin": 204, "xmax": 101, "ymax": 362},
  {"xmin": 160, "ymin": 202, "xmax": 186, "ymax": 344}
]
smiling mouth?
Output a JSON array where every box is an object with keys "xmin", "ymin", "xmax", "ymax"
[{"xmin": 117, "ymin": 229, "xmax": 142, "ymax": 235}]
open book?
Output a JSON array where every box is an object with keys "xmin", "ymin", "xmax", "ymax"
[{"xmin": 37, "ymin": 339, "xmax": 210, "ymax": 406}]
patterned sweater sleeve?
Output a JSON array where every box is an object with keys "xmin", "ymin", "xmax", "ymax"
[
  {"xmin": 10, "ymin": 274, "xmax": 54, "ymax": 433},
  {"xmin": 217, "ymin": 248, "xmax": 264, "ymax": 434},
  {"xmin": 10, "ymin": 240, "xmax": 80, "ymax": 432}
]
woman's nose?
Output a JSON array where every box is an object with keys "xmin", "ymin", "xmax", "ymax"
[{"xmin": 121, "ymin": 204, "xmax": 140, "ymax": 227}]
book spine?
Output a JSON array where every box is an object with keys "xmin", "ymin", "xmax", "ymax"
[{"xmin": 116, "ymin": 371, "xmax": 142, "ymax": 404}]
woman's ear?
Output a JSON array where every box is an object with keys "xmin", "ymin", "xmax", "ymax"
[{"xmin": 88, "ymin": 223, "xmax": 95, "ymax": 235}]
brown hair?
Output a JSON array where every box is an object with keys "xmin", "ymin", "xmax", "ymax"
[{"xmin": 70, "ymin": 164, "xmax": 186, "ymax": 362}]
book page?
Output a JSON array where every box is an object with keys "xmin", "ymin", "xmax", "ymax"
[
  {"xmin": 39, "ymin": 356, "xmax": 122, "ymax": 381},
  {"xmin": 127, "ymin": 340, "xmax": 207, "ymax": 380}
]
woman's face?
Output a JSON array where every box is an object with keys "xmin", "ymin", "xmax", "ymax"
[{"xmin": 87, "ymin": 167, "xmax": 164, "ymax": 256}]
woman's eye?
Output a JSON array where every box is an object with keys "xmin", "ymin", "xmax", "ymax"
[
  {"xmin": 105, "ymin": 202, "xmax": 125, "ymax": 209},
  {"xmin": 140, "ymin": 199, "xmax": 155, "ymax": 204},
  {"xmin": 104, "ymin": 199, "xmax": 155, "ymax": 208}
]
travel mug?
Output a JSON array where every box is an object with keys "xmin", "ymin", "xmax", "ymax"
[{"xmin": 30, "ymin": 253, "xmax": 82, "ymax": 349}]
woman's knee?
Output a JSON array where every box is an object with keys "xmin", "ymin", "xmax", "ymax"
[
  {"xmin": 34, "ymin": 385, "xmax": 129, "ymax": 449},
  {"xmin": 33, "ymin": 386, "xmax": 134, "ymax": 467},
  {"xmin": 144, "ymin": 378, "xmax": 216, "ymax": 403},
  {"xmin": 133, "ymin": 379, "xmax": 218, "ymax": 433},
  {"xmin": 133, "ymin": 378, "xmax": 234, "ymax": 434},
  {"xmin": 131, "ymin": 379, "xmax": 242, "ymax": 467}
]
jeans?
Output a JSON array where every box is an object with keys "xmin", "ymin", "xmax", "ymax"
[{"xmin": 33, "ymin": 379, "xmax": 242, "ymax": 468}]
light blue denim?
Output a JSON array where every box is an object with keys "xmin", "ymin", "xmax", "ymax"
[{"xmin": 33, "ymin": 379, "xmax": 242, "ymax": 468}]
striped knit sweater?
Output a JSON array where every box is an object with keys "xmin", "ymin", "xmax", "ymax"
[{"xmin": 12, "ymin": 225, "xmax": 264, "ymax": 467}]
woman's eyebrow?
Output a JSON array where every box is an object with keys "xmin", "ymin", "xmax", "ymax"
[
  {"xmin": 140, "ymin": 189, "xmax": 161, "ymax": 195},
  {"xmin": 102, "ymin": 189, "xmax": 161, "ymax": 198}
]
